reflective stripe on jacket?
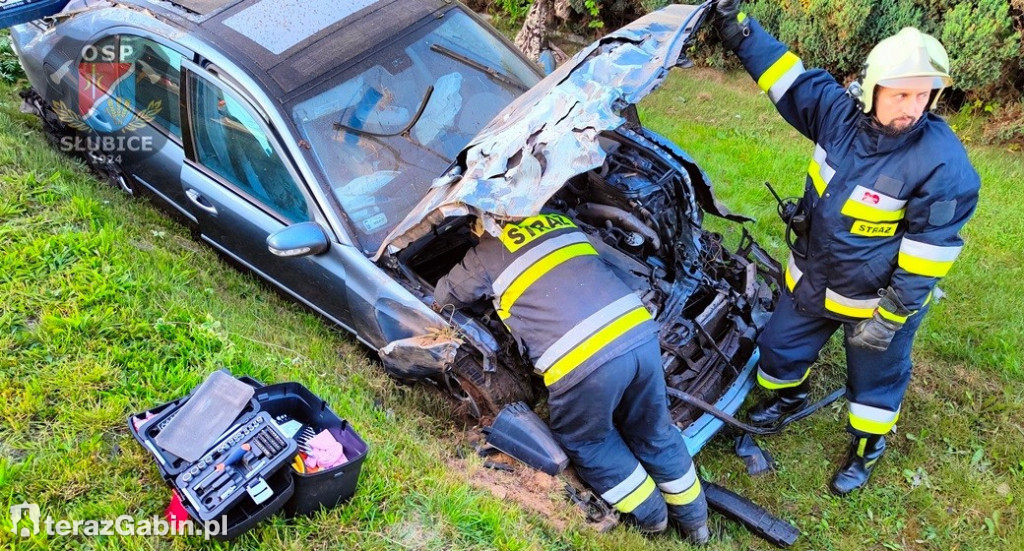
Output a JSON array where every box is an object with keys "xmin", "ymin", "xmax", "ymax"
[
  {"xmin": 434, "ymin": 214, "xmax": 658, "ymax": 396},
  {"xmin": 734, "ymin": 18, "xmax": 980, "ymax": 321}
]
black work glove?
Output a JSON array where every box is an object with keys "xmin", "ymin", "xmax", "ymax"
[
  {"xmin": 713, "ymin": 0, "xmax": 750, "ymax": 51},
  {"xmin": 849, "ymin": 312, "xmax": 901, "ymax": 352},
  {"xmin": 849, "ymin": 287, "xmax": 911, "ymax": 351}
]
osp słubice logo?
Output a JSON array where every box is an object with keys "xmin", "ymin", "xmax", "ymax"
[{"xmin": 51, "ymin": 42, "xmax": 161, "ymax": 134}]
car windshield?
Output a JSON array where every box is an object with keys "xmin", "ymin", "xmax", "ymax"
[{"xmin": 291, "ymin": 9, "xmax": 540, "ymax": 253}]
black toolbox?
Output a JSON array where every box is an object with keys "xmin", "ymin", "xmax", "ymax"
[{"xmin": 129, "ymin": 374, "xmax": 368, "ymax": 539}]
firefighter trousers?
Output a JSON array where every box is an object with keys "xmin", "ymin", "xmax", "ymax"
[
  {"xmin": 756, "ymin": 291, "xmax": 928, "ymax": 436},
  {"xmin": 547, "ymin": 338, "xmax": 708, "ymax": 530}
]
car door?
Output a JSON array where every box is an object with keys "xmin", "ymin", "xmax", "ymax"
[
  {"xmin": 64, "ymin": 31, "xmax": 191, "ymax": 218},
  {"xmin": 113, "ymin": 33, "xmax": 191, "ymax": 218},
  {"xmin": 179, "ymin": 63, "xmax": 354, "ymax": 326}
]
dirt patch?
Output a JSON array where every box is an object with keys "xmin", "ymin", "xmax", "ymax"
[
  {"xmin": 448, "ymin": 453, "xmax": 578, "ymax": 531},
  {"xmin": 446, "ymin": 430, "xmax": 615, "ymax": 532},
  {"xmin": 387, "ymin": 513, "xmax": 443, "ymax": 549},
  {"xmin": 912, "ymin": 359, "xmax": 1005, "ymax": 401},
  {"xmin": 171, "ymin": 234, "xmax": 203, "ymax": 254}
]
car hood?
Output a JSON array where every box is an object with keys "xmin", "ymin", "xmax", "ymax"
[{"xmin": 375, "ymin": 2, "xmax": 724, "ymax": 260}]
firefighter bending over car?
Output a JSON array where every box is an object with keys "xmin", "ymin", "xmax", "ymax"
[
  {"xmin": 434, "ymin": 214, "xmax": 710, "ymax": 544},
  {"xmin": 712, "ymin": 1, "xmax": 980, "ymax": 494}
]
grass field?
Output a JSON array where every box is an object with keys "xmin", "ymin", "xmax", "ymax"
[{"xmin": 1, "ymin": 47, "xmax": 1022, "ymax": 551}]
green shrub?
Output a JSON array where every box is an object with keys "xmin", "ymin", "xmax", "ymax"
[
  {"xmin": 476, "ymin": 0, "xmax": 1024, "ymax": 121},
  {"xmin": 639, "ymin": 0, "xmax": 673, "ymax": 13},
  {"xmin": 738, "ymin": 0, "xmax": 1021, "ymax": 104},
  {"xmin": 940, "ymin": 0, "xmax": 1019, "ymax": 95},
  {"xmin": 491, "ymin": 0, "xmax": 533, "ymax": 22},
  {"xmin": 566, "ymin": 0, "xmax": 648, "ymax": 30},
  {"xmin": 982, "ymin": 100, "xmax": 1024, "ymax": 145},
  {"xmin": 746, "ymin": 0, "xmax": 927, "ymax": 82},
  {"xmin": 1, "ymin": 35, "xmax": 25, "ymax": 85}
]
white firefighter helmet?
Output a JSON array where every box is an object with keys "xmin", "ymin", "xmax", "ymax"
[{"xmin": 855, "ymin": 27, "xmax": 953, "ymax": 114}]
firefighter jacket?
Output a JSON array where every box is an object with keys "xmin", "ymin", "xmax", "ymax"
[
  {"xmin": 732, "ymin": 18, "xmax": 981, "ymax": 323},
  {"xmin": 434, "ymin": 214, "xmax": 658, "ymax": 396}
]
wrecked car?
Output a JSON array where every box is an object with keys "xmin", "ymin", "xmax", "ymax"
[{"xmin": 6, "ymin": 0, "xmax": 781, "ymax": 454}]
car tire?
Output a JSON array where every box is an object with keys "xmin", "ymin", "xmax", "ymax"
[
  {"xmin": 444, "ymin": 353, "xmax": 535, "ymax": 420},
  {"xmin": 85, "ymin": 152, "xmax": 137, "ymax": 196}
]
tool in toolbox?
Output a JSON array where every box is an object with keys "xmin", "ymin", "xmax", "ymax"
[{"xmin": 175, "ymin": 411, "xmax": 297, "ymax": 519}]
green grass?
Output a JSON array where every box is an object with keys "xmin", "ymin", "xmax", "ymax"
[{"xmin": 1, "ymin": 50, "xmax": 1022, "ymax": 551}]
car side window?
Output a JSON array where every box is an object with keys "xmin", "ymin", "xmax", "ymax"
[
  {"xmin": 120, "ymin": 36, "xmax": 183, "ymax": 138},
  {"xmin": 189, "ymin": 75, "xmax": 309, "ymax": 222}
]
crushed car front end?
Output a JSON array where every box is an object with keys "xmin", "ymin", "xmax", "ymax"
[{"xmin": 379, "ymin": 3, "xmax": 782, "ymax": 452}]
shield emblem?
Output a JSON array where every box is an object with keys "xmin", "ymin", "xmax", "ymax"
[{"xmin": 77, "ymin": 60, "xmax": 137, "ymax": 133}]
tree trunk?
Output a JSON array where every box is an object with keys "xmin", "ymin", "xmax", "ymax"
[
  {"xmin": 554, "ymin": 0, "xmax": 572, "ymax": 21},
  {"xmin": 514, "ymin": 0, "xmax": 553, "ymax": 62}
]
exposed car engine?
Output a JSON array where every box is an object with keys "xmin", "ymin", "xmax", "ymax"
[
  {"xmin": 397, "ymin": 128, "xmax": 781, "ymax": 426},
  {"xmin": 553, "ymin": 131, "xmax": 781, "ymax": 426}
]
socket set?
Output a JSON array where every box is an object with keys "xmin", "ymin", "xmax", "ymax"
[
  {"xmin": 129, "ymin": 375, "xmax": 367, "ymax": 538},
  {"xmin": 174, "ymin": 411, "xmax": 296, "ymax": 521}
]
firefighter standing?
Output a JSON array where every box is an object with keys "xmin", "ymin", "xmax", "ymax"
[
  {"xmin": 712, "ymin": 0, "xmax": 981, "ymax": 494},
  {"xmin": 434, "ymin": 214, "xmax": 709, "ymax": 542}
]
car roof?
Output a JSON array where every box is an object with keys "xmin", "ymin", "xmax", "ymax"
[{"xmin": 128, "ymin": 0, "xmax": 452, "ymax": 103}]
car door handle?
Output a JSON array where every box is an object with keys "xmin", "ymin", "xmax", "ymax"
[{"xmin": 185, "ymin": 188, "xmax": 218, "ymax": 215}]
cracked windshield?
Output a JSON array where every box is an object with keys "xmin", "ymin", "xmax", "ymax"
[{"xmin": 292, "ymin": 9, "xmax": 540, "ymax": 253}]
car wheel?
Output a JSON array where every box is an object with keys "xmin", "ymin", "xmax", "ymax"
[
  {"xmin": 19, "ymin": 88, "xmax": 71, "ymax": 147},
  {"xmin": 86, "ymin": 152, "xmax": 137, "ymax": 196},
  {"xmin": 442, "ymin": 353, "xmax": 535, "ymax": 420}
]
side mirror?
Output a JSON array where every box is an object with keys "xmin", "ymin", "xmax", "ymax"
[{"xmin": 267, "ymin": 221, "xmax": 330, "ymax": 258}]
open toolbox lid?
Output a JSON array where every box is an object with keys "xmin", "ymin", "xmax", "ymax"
[
  {"xmin": 0, "ymin": 0, "xmax": 69, "ymax": 29},
  {"xmin": 128, "ymin": 375, "xmax": 264, "ymax": 479}
]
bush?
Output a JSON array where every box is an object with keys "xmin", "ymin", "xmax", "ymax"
[
  {"xmin": 982, "ymin": 100, "xmax": 1024, "ymax": 145},
  {"xmin": 940, "ymin": 0, "xmax": 1019, "ymax": 95},
  {"xmin": 492, "ymin": 0, "xmax": 533, "ymax": 21},
  {"xmin": 464, "ymin": 0, "xmax": 532, "ymax": 25},
  {"xmin": 746, "ymin": 0, "xmax": 926, "ymax": 82},
  {"xmin": 1, "ymin": 35, "xmax": 25, "ymax": 85},
  {"xmin": 639, "ymin": 0, "xmax": 671, "ymax": 11},
  {"xmin": 740, "ymin": 0, "xmax": 1022, "ymax": 106}
]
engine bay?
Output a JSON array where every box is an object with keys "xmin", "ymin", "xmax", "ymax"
[{"xmin": 394, "ymin": 130, "xmax": 781, "ymax": 425}]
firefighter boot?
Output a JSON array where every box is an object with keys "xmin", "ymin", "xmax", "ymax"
[
  {"xmin": 668, "ymin": 489, "xmax": 710, "ymax": 545},
  {"xmin": 682, "ymin": 523, "xmax": 710, "ymax": 546},
  {"xmin": 635, "ymin": 517, "xmax": 668, "ymax": 536},
  {"xmin": 746, "ymin": 379, "xmax": 810, "ymax": 427},
  {"xmin": 830, "ymin": 435, "xmax": 886, "ymax": 495}
]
